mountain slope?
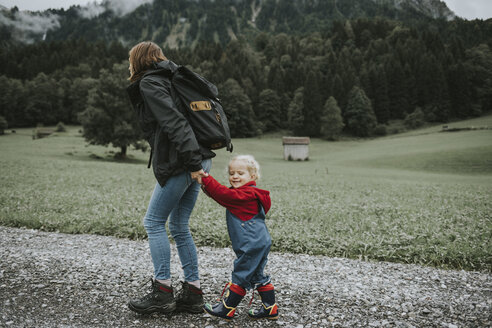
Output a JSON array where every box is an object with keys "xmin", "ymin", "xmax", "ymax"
[{"xmin": 0, "ymin": 0, "xmax": 456, "ymax": 46}]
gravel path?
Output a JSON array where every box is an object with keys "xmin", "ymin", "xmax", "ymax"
[{"xmin": 0, "ymin": 226, "xmax": 490, "ymax": 328}]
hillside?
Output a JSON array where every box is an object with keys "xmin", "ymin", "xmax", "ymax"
[
  {"xmin": 1, "ymin": 0, "xmax": 456, "ymax": 47},
  {"xmin": 0, "ymin": 0, "xmax": 491, "ymax": 141}
]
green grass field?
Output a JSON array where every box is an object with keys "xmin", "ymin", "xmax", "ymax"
[{"xmin": 0, "ymin": 116, "xmax": 491, "ymax": 271}]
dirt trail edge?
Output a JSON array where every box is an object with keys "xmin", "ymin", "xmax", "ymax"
[{"xmin": 0, "ymin": 226, "xmax": 490, "ymax": 328}]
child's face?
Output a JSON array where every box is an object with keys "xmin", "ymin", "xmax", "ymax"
[{"xmin": 228, "ymin": 160, "xmax": 255, "ymax": 188}]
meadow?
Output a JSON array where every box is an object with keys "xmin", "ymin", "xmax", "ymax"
[{"xmin": 0, "ymin": 116, "xmax": 491, "ymax": 271}]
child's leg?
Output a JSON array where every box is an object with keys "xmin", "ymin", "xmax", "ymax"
[
  {"xmin": 227, "ymin": 216, "xmax": 272, "ymax": 290},
  {"xmin": 247, "ymin": 225, "xmax": 278, "ymax": 320},
  {"xmin": 248, "ymin": 283, "xmax": 279, "ymax": 320},
  {"xmin": 250, "ymin": 246, "xmax": 271, "ymax": 286},
  {"xmin": 203, "ymin": 216, "xmax": 265, "ymax": 320},
  {"xmin": 248, "ymin": 247, "xmax": 278, "ymax": 319},
  {"xmin": 204, "ymin": 283, "xmax": 246, "ymax": 320}
]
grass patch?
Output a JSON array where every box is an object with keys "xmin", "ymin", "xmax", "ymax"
[{"xmin": 0, "ymin": 119, "xmax": 491, "ymax": 272}]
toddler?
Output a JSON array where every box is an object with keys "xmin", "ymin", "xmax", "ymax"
[{"xmin": 200, "ymin": 155, "xmax": 278, "ymax": 320}]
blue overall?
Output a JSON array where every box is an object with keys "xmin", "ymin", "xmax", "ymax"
[{"xmin": 226, "ymin": 204, "xmax": 271, "ymax": 290}]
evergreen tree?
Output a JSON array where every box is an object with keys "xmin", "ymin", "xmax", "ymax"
[
  {"xmin": 404, "ymin": 107, "xmax": 425, "ymax": 129},
  {"xmin": 364, "ymin": 63, "xmax": 390, "ymax": 124},
  {"xmin": 78, "ymin": 63, "xmax": 141, "ymax": 158},
  {"xmin": 332, "ymin": 74, "xmax": 344, "ymax": 111},
  {"xmin": 447, "ymin": 63, "xmax": 473, "ymax": 118},
  {"xmin": 2, "ymin": 7, "xmax": 492, "ymax": 133},
  {"xmin": 68, "ymin": 77, "xmax": 98, "ymax": 123},
  {"xmin": 0, "ymin": 77, "xmax": 27, "ymax": 127},
  {"xmin": 266, "ymin": 59, "xmax": 286, "ymax": 96},
  {"xmin": 302, "ymin": 70, "xmax": 323, "ymax": 136},
  {"xmin": 281, "ymin": 54, "xmax": 300, "ymax": 94},
  {"xmin": 385, "ymin": 56, "xmax": 408, "ymax": 119},
  {"xmin": 320, "ymin": 96, "xmax": 344, "ymax": 140},
  {"xmin": 219, "ymin": 78, "xmax": 257, "ymax": 137},
  {"xmin": 465, "ymin": 44, "xmax": 492, "ymax": 114},
  {"xmin": 257, "ymin": 89, "xmax": 281, "ymax": 132},
  {"xmin": 25, "ymin": 73, "xmax": 62, "ymax": 126},
  {"xmin": 416, "ymin": 53, "xmax": 450, "ymax": 121},
  {"xmin": 403, "ymin": 63, "xmax": 418, "ymax": 112},
  {"xmin": 0, "ymin": 115, "xmax": 7, "ymax": 135},
  {"xmin": 288, "ymin": 87, "xmax": 304, "ymax": 136},
  {"xmin": 335, "ymin": 46, "xmax": 358, "ymax": 109},
  {"xmin": 372, "ymin": 66, "xmax": 391, "ymax": 124},
  {"xmin": 345, "ymin": 86, "xmax": 377, "ymax": 137},
  {"xmin": 319, "ymin": 49, "xmax": 335, "ymax": 96}
]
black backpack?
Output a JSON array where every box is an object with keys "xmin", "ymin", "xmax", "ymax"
[{"xmin": 167, "ymin": 65, "xmax": 233, "ymax": 152}]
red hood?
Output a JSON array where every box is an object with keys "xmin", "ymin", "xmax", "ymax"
[
  {"xmin": 201, "ymin": 175, "xmax": 271, "ymax": 219},
  {"xmin": 234, "ymin": 181, "xmax": 271, "ymax": 214}
]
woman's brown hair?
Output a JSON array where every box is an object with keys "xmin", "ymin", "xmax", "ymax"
[{"xmin": 128, "ymin": 41, "xmax": 167, "ymax": 82}]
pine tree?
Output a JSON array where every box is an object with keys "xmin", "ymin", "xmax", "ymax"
[
  {"xmin": 464, "ymin": 44, "xmax": 492, "ymax": 115},
  {"xmin": 302, "ymin": 70, "xmax": 323, "ymax": 136},
  {"xmin": 332, "ymin": 74, "xmax": 344, "ymax": 110},
  {"xmin": 219, "ymin": 78, "xmax": 257, "ymax": 137},
  {"xmin": 24, "ymin": 73, "xmax": 62, "ymax": 126},
  {"xmin": 257, "ymin": 89, "xmax": 281, "ymax": 132},
  {"xmin": 0, "ymin": 116, "xmax": 7, "ymax": 135},
  {"xmin": 416, "ymin": 53, "xmax": 450, "ymax": 121},
  {"xmin": 320, "ymin": 96, "xmax": 344, "ymax": 140},
  {"xmin": 266, "ymin": 59, "xmax": 286, "ymax": 96},
  {"xmin": 385, "ymin": 56, "xmax": 408, "ymax": 119},
  {"xmin": 345, "ymin": 86, "xmax": 377, "ymax": 137},
  {"xmin": 404, "ymin": 107, "xmax": 425, "ymax": 129},
  {"xmin": 0, "ymin": 77, "xmax": 27, "ymax": 127},
  {"xmin": 335, "ymin": 46, "xmax": 358, "ymax": 109},
  {"xmin": 288, "ymin": 87, "xmax": 304, "ymax": 136},
  {"xmin": 370, "ymin": 64, "xmax": 390, "ymax": 124},
  {"xmin": 447, "ymin": 63, "xmax": 472, "ymax": 118}
]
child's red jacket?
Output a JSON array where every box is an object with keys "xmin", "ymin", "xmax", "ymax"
[{"xmin": 201, "ymin": 175, "xmax": 271, "ymax": 221}]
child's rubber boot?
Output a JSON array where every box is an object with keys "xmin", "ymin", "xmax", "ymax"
[
  {"xmin": 248, "ymin": 283, "xmax": 279, "ymax": 320},
  {"xmin": 204, "ymin": 283, "xmax": 245, "ymax": 321}
]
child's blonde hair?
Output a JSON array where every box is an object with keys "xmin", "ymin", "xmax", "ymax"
[{"xmin": 229, "ymin": 155, "xmax": 261, "ymax": 181}]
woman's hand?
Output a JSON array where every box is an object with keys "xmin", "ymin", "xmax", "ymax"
[{"xmin": 191, "ymin": 169, "xmax": 208, "ymax": 184}]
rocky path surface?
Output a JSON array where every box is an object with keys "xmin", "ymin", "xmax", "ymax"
[{"xmin": 0, "ymin": 226, "xmax": 490, "ymax": 328}]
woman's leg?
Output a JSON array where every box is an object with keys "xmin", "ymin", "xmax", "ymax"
[
  {"xmin": 168, "ymin": 159, "xmax": 212, "ymax": 282},
  {"xmin": 130, "ymin": 159, "xmax": 212, "ymax": 314},
  {"xmin": 143, "ymin": 173, "xmax": 194, "ymax": 281},
  {"xmin": 129, "ymin": 175, "xmax": 191, "ymax": 314},
  {"xmin": 168, "ymin": 182, "xmax": 201, "ymax": 281}
]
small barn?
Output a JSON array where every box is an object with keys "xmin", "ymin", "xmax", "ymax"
[{"xmin": 282, "ymin": 137, "xmax": 310, "ymax": 161}]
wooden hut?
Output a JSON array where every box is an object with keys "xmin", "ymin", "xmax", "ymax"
[{"xmin": 282, "ymin": 137, "xmax": 310, "ymax": 161}]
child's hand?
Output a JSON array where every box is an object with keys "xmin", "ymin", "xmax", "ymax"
[{"xmin": 191, "ymin": 170, "xmax": 209, "ymax": 185}]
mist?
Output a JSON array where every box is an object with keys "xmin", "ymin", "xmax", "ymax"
[
  {"xmin": 0, "ymin": 10, "xmax": 60, "ymax": 43},
  {"xmin": 0, "ymin": 0, "xmax": 154, "ymax": 43},
  {"xmin": 78, "ymin": 0, "xmax": 153, "ymax": 19}
]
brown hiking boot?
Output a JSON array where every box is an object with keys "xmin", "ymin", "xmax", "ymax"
[
  {"xmin": 175, "ymin": 281, "xmax": 204, "ymax": 313},
  {"xmin": 128, "ymin": 279, "xmax": 176, "ymax": 314}
]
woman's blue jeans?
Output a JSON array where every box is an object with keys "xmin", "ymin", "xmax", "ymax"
[{"xmin": 143, "ymin": 159, "xmax": 211, "ymax": 282}]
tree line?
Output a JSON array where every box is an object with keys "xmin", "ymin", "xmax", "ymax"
[{"xmin": 0, "ymin": 17, "xmax": 491, "ymax": 153}]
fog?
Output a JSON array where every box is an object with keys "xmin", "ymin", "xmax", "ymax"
[{"xmin": 0, "ymin": 0, "xmax": 154, "ymax": 43}]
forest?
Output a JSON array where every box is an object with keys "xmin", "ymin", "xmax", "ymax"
[{"xmin": 0, "ymin": 0, "xmax": 491, "ymax": 145}]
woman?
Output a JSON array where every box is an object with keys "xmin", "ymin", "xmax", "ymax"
[{"xmin": 126, "ymin": 41, "xmax": 215, "ymax": 314}]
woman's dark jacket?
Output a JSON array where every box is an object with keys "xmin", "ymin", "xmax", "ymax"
[{"xmin": 127, "ymin": 60, "xmax": 215, "ymax": 187}]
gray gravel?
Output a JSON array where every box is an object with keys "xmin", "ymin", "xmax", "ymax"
[{"xmin": 0, "ymin": 226, "xmax": 490, "ymax": 328}]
